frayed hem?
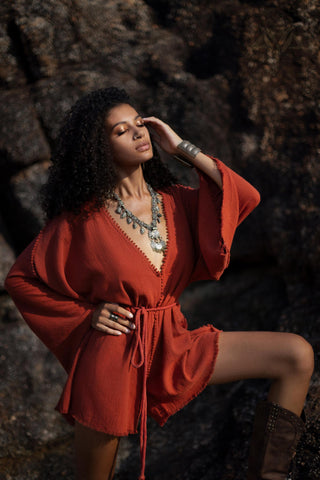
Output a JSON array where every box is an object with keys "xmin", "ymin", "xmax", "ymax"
[
  {"xmin": 56, "ymin": 408, "xmax": 139, "ymax": 437},
  {"xmin": 150, "ymin": 329, "xmax": 222, "ymax": 426}
]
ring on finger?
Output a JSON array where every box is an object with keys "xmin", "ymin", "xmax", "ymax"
[{"xmin": 109, "ymin": 313, "xmax": 119, "ymax": 321}]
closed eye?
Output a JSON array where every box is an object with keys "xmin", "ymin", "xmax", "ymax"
[
  {"xmin": 117, "ymin": 129, "xmax": 128, "ymax": 136},
  {"xmin": 116, "ymin": 121, "xmax": 145, "ymax": 136}
]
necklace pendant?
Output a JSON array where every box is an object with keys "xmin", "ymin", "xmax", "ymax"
[
  {"xmin": 151, "ymin": 241, "xmax": 161, "ymax": 252},
  {"xmin": 148, "ymin": 229, "xmax": 160, "ymax": 240},
  {"xmin": 150, "ymin": 240, "xmax": 166, "ymax": 253}
]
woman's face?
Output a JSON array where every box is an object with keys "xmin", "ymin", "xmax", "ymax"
[{"xmin": 105, "ymin": 103, "xmax": 153, "ymax": 168}]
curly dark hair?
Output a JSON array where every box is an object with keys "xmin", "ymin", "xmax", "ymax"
[{"xmin": 41, "ymin": 87, "xmax": 177, "ymax": 219}]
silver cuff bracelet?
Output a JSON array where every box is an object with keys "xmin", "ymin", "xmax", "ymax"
[
  {"xmin": 173, "ymin": 140, "xmax": 201, "ymax": 168},
  {"xmin": 177, "ymin": 140, "xmax": 201, "ymax": 159}
]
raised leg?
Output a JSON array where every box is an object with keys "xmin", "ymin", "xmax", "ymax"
[
  {"xmin": 75, "ymin": 421, "xmax": 120, "ymax": 480},
  {"xmin": 209, "ymin": 331, "xmax": 314, "ymax": 416},
  {"xmin": 208, "ymin": 331, "xmax": 314, "ymax": 479}
]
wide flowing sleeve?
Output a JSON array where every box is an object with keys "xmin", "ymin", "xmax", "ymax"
[
  {"xmin": 182, "ymin": 157, "xmax": 260, "ymax": 283},
  {"xmin": 4, "ymin": 214, "xmax": 96, "ymax": 373}
]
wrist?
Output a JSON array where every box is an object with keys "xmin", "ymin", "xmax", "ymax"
[{"xmin": 173, "ymin": 140, "xmax": 201, "ymax": 168}]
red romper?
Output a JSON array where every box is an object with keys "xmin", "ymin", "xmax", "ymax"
[{"xmin": 5, "ymin": 159, "xmax": 260, "ymax": 479}]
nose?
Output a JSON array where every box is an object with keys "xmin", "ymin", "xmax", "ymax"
[{"xmin": 133, "ymin": 128, "xmax": 142, "ymax": 140}]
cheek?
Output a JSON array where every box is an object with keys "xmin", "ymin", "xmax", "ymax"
[
  {"xmin": 110, "ymin": 139, "xmax": 129, "ymax": 158},
  {"xmin": 144, "ymin": 128, "xmax": 151, "ymax": 141}
]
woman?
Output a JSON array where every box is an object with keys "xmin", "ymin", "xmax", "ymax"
[{"xmin": 5, "ymin": 87, "xmax": 314, "ymax": 480}]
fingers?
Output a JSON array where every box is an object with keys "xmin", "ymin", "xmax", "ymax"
[
  {"xmin": 142, "ymin": 118, "xmax": 163, "ymax": 145},
  {"xmin": 107, "ymin": 303, "xmax": 134, "ymax": 320},
  {"xmin": 143, "ymin": 117, "xmax": 182, "ymax": 155},
  {"xmin": 143, "ymin": 116, "xmax": 164, "ymax": 124},
  {"xmin": 91, "ymin": 303, "xmax": 136, "ymax": 336},
  {"xmin": 143, "ymin": 116, "xmax": 167, "ymax": 132}
]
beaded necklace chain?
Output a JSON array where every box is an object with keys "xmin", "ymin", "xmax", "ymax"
[{"xmin": 112, "ymin": 183, "xmax": 166, "ymax": 253}]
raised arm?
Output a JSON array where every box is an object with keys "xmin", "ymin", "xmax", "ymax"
[{"xmin": 143, "ymin": 116, "xmax": 223, "ymax": 189}]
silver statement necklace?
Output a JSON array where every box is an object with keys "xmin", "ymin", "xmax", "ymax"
[{"xmin": 112, "ymin": 183, "xmax": 166, "ymax": 253}]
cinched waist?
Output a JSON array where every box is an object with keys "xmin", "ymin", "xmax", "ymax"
[
  {"xmin": 131, "ymin": 301, "xmax": 180, "ymax": 315},
  {"xmin": 130, "ymin": 302, "xmax": 178, "ymax": 368}
]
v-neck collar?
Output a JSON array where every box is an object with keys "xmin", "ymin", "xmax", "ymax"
[{"xmin": 103, "ymin": 190, "xmax": 170, "ymax": 277}]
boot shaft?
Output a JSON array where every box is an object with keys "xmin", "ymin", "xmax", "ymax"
[{"xmin": 247, "ymin": 401, "xmax": 305, "ymax": 480}]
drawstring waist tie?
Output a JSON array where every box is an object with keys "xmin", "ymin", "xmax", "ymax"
[{"xmin": 130, "ymin": 302, "xmax": 178, "ymax": 480}]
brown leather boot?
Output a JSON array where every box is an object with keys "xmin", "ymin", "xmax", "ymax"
[{"xmin": 247, "ymin": 401, "xmax": 305, "ymax": 480}]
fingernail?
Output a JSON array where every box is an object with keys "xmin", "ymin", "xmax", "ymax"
[
  {"xmin": 130, "ymin": 323, "xmax": 136, "ymax": 329},
  {"xmin": 125, "ymin": 328, "xmax": 130, "ymax": 334},
  {"xmin": 116, "ymin": 332, "xmax": 122, "ymax": 336},
  {"xmin": 128, "ymin": 313, "xmax": 134, "ymax": 318}
]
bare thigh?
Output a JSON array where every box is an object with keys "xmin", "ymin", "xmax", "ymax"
[{"xmin": 209, "ymin": 331, "xmax": 312, "ymax": 385}]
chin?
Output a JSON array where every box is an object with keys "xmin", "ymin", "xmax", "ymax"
[
  {"xmin": 141, "ymin": 152, "xmax": 153, "ymax": 163},
  {"xmin": 147, "ymin": 154, "xmax": 154, "ymax": 162}
]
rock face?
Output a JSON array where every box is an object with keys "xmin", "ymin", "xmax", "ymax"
[{"xmin": 0, "ymin": 1, "xmax": 319, "ymax": 479}]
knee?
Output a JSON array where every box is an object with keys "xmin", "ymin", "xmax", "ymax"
[{"xmin": 286, "ymin": 334, "xmax": 314, "ymax": 378}]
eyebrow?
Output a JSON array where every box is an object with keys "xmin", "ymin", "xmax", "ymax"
[{"xmin": 111, "ymin": 114, "xmax": 142, "ymax": 131}]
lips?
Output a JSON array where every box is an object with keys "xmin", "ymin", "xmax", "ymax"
[{"xmin": 136, "ymin": 142, "xmax": 150, "ymax": 152}]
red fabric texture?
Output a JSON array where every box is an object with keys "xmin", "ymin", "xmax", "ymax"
[{"xmin": 5, "ymin": 159, "xmax": 260, "ymax": 479}]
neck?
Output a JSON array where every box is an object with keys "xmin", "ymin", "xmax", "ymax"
[{"xmin": 115, "ymin": 165, "xmax": 149, "ymax": 200}]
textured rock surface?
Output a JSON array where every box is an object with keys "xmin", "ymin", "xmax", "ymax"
[
  {"xmin": 0, "ymin": 216, "xmax": 16, "ymax": 290},
  {"xmin": 0, "ymin": 0, "xmax": 319, "ymax": 479},
  {"xmin": 0, "ymin": 90, "xmax": 50, "ymax": 171}
]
